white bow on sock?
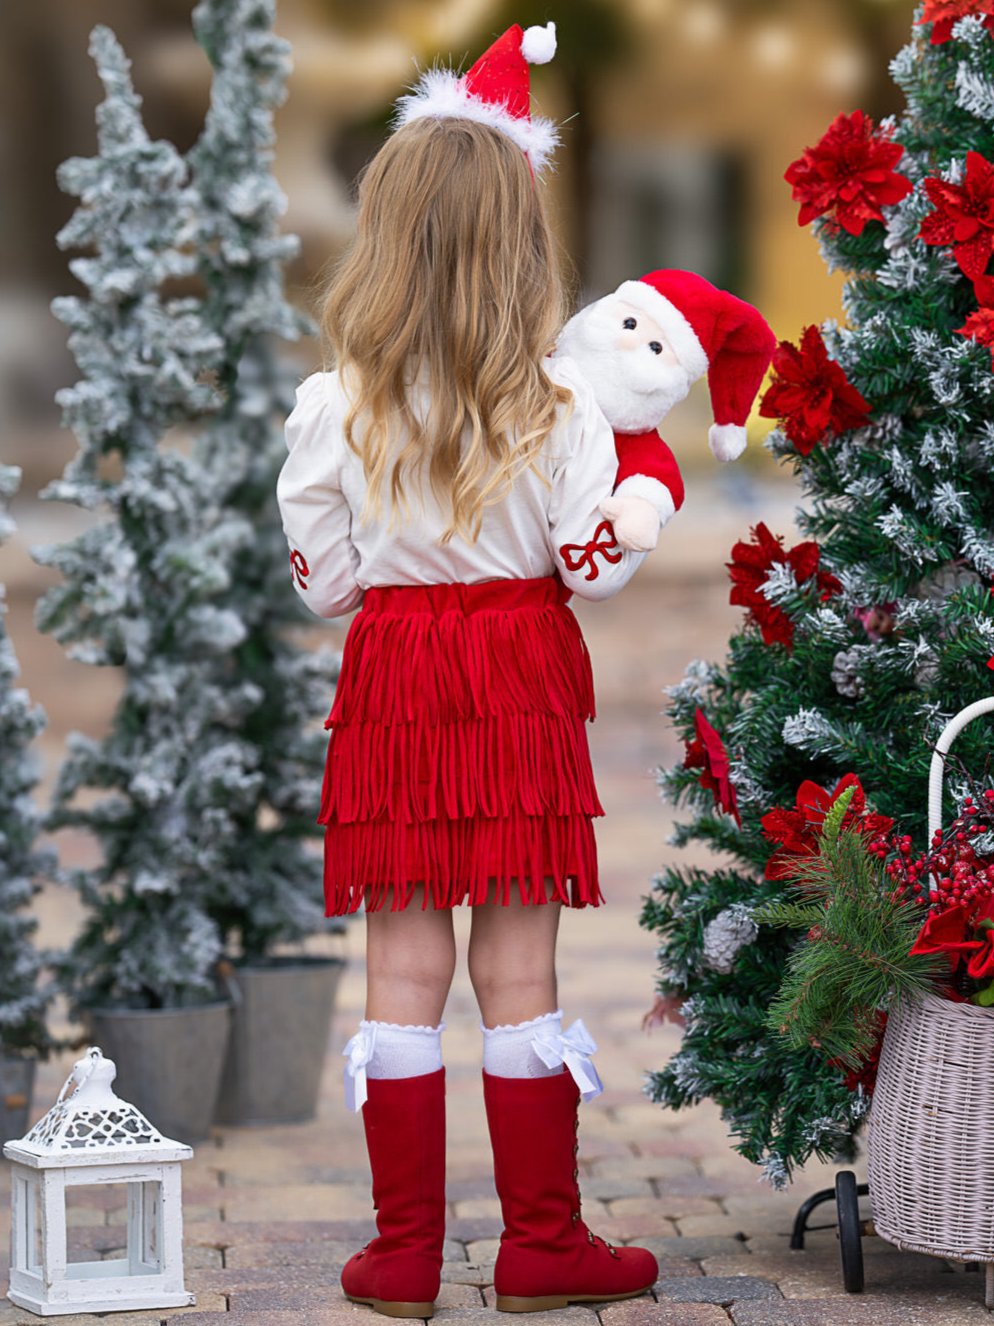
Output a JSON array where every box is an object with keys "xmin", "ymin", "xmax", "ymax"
[{"xmin": 532, "ymin": 1018, "xmax": 604, "ymax": 1101}]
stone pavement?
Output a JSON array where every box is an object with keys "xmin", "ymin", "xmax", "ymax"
[{"xmin": 2, "ymin": 478, "xmax": 991, "ymax": 1323}]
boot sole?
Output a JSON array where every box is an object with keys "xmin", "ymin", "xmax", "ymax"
[
  {"xmin": 496, "ymin": 1286, "xmax": 653, "ymax": 1312},
  {"xmin": 346, "ymin": 1294, "xmax": 435, "ymax": 1318}
]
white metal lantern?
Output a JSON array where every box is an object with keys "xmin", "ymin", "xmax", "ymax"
[{"xmin": 3, "ymin": 1046, "xmax": 195, "ymax": 1316}]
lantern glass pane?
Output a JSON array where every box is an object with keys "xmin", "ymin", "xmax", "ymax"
[
  {"xmin": 30, "ymin": 1184, "xmax": 42, "ymax": 1273},
  {"xmin": 129, "ymin": 1180, "xmax": 162, "ymax": 1273},
  {"xmin": 65, "ymin": 1181, "xmax": 124, "ymax": 1266},
  {"xmin": 13, "ymin": 1174, "xmax": 43, "ymax": 1273},
  {"xmin": 62, "ymin": 1180, "xmax": 161, "ymax": 1278}
]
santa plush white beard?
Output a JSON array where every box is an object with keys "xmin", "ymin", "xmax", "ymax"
[{"xmin": 554, "ymin": 301, "xmax": 693, "ymax": 433}]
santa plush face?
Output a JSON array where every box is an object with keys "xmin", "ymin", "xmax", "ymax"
[{"xmin": 555, "ymin": 293, "xmax": 694, "ymax": 432}]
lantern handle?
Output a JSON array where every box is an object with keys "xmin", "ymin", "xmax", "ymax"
[
  {"xmin": 54, "ymin": 1046, "xmax": 101, "ymax": 1106},
  {"xmin": 927, "ymin": 697, "xmax": 994, "ymax": 840}
]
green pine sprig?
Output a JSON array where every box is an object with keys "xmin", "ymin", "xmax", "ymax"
[{"xmin": 757, "ymin": 787, "xmax": 945, "ymax": 1070}]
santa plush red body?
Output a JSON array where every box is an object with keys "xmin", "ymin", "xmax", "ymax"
[{"xmin": 555, "ymin": 269, "xmax": 777, "ymax": 551}]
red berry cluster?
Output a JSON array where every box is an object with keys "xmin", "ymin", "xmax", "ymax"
[{"xmin": 869, "ymin": 790, "xmax": 994, "ymax": 912}]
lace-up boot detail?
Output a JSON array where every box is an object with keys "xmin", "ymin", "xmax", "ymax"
[{"xmin": 483, "ymin": 1069, "xmax": 657, "ymax": 1312}]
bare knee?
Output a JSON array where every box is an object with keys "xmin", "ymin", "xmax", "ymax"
[
  {"xmin": 469, "ymin": 953, "xmax": 557, "ymax": 1028},
  {"xmin": 365, "ymin": 907, "xmax": 456, "ymax": 1024},
  {"xmin": 469, "ymin": 955, "xmax": 546, "ymax": 1002},
  {"xmin": 467, "ymin": 894, "xmax": 561, "ymax": 1026},
  {"xmin": 369, "ymin": 945, "xmax": 454, "ymax": 1002}
]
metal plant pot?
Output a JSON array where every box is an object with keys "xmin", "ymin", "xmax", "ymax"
[
  {"xmin": 86, "ymin": 999, "xmax": 232, "ymax": 1145},
  {"xmin": 0, "ymin": 1054, "xmax": 37, "ymax": 1146},
  {"xmin": 214, "ymin": 955, "xmax": 345, "ymax": 1126}
]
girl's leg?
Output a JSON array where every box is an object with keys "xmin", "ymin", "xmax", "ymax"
[
  {"xmin": 342, "ymin": 894, "xmax": 454, "ymax": 1318},
  {"xmin": 467, "ymin": 889, "xmax": 561, "ymax": 1027},
  {"xmin": 366, "ymin": 892, "xmax": 456, "ymax": 1025},
  {"xmin": 472, "ymin": 885, "xmax": 658, "ymax": 1310}
]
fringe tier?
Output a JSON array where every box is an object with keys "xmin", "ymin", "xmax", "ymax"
[{"xmin": 321, "ymin": 577, "xmax": 604, "ymax": 914}]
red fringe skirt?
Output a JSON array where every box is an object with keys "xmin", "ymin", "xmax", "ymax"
[{"xmin": 320, "ymin": 576, "xmax": 604, "ymax": 914}]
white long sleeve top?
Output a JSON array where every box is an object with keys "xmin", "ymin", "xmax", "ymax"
[{"xmin": 276, "ymin": 354, "xmax": 648, "ymax": 619}]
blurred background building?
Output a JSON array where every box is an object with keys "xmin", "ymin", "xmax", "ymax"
[{"xmin": 2, "ymin": 0, "xmax": 917, "ymax": 489}]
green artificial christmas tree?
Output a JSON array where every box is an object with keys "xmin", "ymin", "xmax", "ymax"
[
  {"xmin": 642, "ymin": 1, "xmax": 994, "ymax": 1185},
  {"xmin": 0, "ymin": 466, "xmax": 55, "ymax": 1058}
]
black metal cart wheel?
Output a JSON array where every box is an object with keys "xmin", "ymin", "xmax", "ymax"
[{"xmin": 836, "ymin": 1169, "xmax": 865, "ymax": 1293}]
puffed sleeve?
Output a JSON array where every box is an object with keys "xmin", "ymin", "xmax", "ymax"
[
  {"xmin": 276, "ymin": 373, "xmax": 364, "ymax": 619},
  {"xmin": 547, "ymin": 359, "xmax": 648, "ymax": 600}
]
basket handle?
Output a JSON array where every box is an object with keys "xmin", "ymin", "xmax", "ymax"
[{"xmin": 927, "ymin": 697, "xmax": 994, "ymax": 840}]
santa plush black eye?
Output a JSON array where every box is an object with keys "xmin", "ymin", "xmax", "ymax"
[
  {"xmin": 623, "ymin": 316, "xmax": 637, "ymax": 329},
  {"xmin": 649, "ymin": 341, "xmax": 663, "ymax": 355}
]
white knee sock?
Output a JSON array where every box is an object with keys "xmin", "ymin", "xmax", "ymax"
[
  {"xmin": 481, "ymin": 1010, "xmax": 565, "ymax": 1078},
  {"xmin": 343, "ymin": 1019, "xmax": 444, "ymax": 1111},
  {"xmin": 482, "ymin": 1011, "xmax": 604, "ymax": 1101}
]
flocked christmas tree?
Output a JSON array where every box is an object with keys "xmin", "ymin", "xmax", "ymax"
[
  {"xmin": 642, "ymin": 1, "xmax": 994, "ymax": 1184},
  {"xmin": 183, "ymin": 0, "xmax": 336, "ymax": 961},
  {"xmin": 39, "ymin": 25, "xmax": 243, "ymax": 1010},
  {"xmin": 40, "ymin": 4, "xmax": 337, "ymax": 1008},
  {"xmin": 0, "ymin": 467, "xmax": 55, "ymax": 1057}
]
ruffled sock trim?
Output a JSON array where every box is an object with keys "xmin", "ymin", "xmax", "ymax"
[
  {"xmin": 481, "ymin": 1009, "xmax": 562, "ymax": 1035},
  {"xmin": 361, "ymin": 1018, "xmax": 446, "ymax": 1034}
]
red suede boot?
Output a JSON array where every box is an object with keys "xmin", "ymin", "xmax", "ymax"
[
  {"xmin": 484, "ymin": 1069, "xmax": 658, "ymax": 1312},
  {"xmin": 342, "ymin": 1068, "xmax": 446, "ymax": 1318}
]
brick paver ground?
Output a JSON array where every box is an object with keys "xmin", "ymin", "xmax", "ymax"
[{"xmin": 2, "ymin": 479, "xmax": 988, "ymax": 1323}]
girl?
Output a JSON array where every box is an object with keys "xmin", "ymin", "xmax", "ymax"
[{"xmin": 277, "ymin": 22, "xmax": 664, "ymax": 1318}]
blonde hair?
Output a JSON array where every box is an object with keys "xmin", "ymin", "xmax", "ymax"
[{"xmin": 320, "ymin": 116, "xmax": 572, "ymax": 544}]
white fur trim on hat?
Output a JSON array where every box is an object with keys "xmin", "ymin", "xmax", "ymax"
[
  {"xmin": 392, "ymin": 67, "xmax": 560, "ymax": 173},
  {"xmin": 614, "ymin": 280, "xmax": 708, "ymax": 382},
  {"xmin": 709, "ymin": 422, "xmax": 748, "ymax": 463},
  {"xmin": 522, "ymin": 22, "xmax": 556, "ymax": 64}
]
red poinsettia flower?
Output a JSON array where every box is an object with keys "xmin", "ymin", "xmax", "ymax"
[
  {"xmin": 762, "ymin": 773, "xmax": 893, "ymax": 881},
  {"xmin": 918, "ymin": 0, "xmax": 994, "ymax": 44},
  {"xmin": 727, "ymin": 522, "xmax": 842, "ymax": 651},
  {"xmin": 909, "ymin": 902, "xmax": 983, "ymax": 970},
  {"xmin": 963, "ymin": 900, "xmax": 994, "ymax": 977},
  {"xmin": 784, "ymin": 110, "xmax": 912, "ymax": 237},
  {"xmin": 957, "ymin": 306, "xmax": 994, "ymax": 367},
  {"xmin": 920, "ymin": 151, "xmax": 994, "ymax": 281},
  {"xmin": 683, "ymin": 708, "xmax": 741, "ymax": 827},
  {"xmin": 966, "ymin": 923, "xmax": 994, "ymax": 978},
  {"xmin": 759, "ymin": 326, "xmax": 872, "ymax": 455}
]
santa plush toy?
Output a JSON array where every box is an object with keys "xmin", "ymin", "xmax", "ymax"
[{"xmin": 555, "ymin": 269, "xmax": 777, "ymax": 551}]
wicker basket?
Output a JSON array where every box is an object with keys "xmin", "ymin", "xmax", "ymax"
[
  {"xmin": 868, "ymin": 991, "xmax": 994, "ymax": 1264},
  {"xmin": 866, "ymin": 698, "xmax": 994, "ymax": 1306}
]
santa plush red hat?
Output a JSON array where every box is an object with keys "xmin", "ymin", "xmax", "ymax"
[
  {"xmin": 615, "ymin": 270, "xmax": 777, "ymax": 462},
  {"xmin": 392, "ymin": 22, "xmax": 559, "ymax": 173}
]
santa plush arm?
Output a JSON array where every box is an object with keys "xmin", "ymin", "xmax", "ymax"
[
  {"xmin": 600, "ymin": 430, "xmax": 685, "ymax": 553},
  {"xmin": 613, "ymin": 431, "xmax": 685, "ymax": 511}
]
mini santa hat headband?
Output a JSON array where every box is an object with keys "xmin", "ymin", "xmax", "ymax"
[
  {"xmin": 615, "ymin": 269, "xmax": 777, "ymax": 463},
  {"xmin": 392, "ymin": 22, "xmax": 560, "ymax": 173}
]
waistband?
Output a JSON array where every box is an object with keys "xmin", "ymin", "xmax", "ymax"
[{"xmin": 360, "ymin": 576, "xmax": 571, "ymax": 617}]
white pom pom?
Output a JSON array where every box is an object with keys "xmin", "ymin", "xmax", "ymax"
[
  {"xmin": 709, "ymin": 422, "xmax": 748, "ymax": 463},
  {"xmin": 522, "ymin": 22, "xmax": 556, "ymax": 64}
]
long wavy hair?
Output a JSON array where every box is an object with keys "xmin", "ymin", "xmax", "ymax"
[{"xmin": 320, "ymin": 116, "xmax": 572, "ymax": 544}]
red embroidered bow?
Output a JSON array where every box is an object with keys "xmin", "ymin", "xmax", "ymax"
[
  {"xmin": 560, "ymin": 521, "xmax": 622, "ymax": 582},
  {"xmin": 289, "ymin": 548, "xmax": 310, "ymax": 589}
]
